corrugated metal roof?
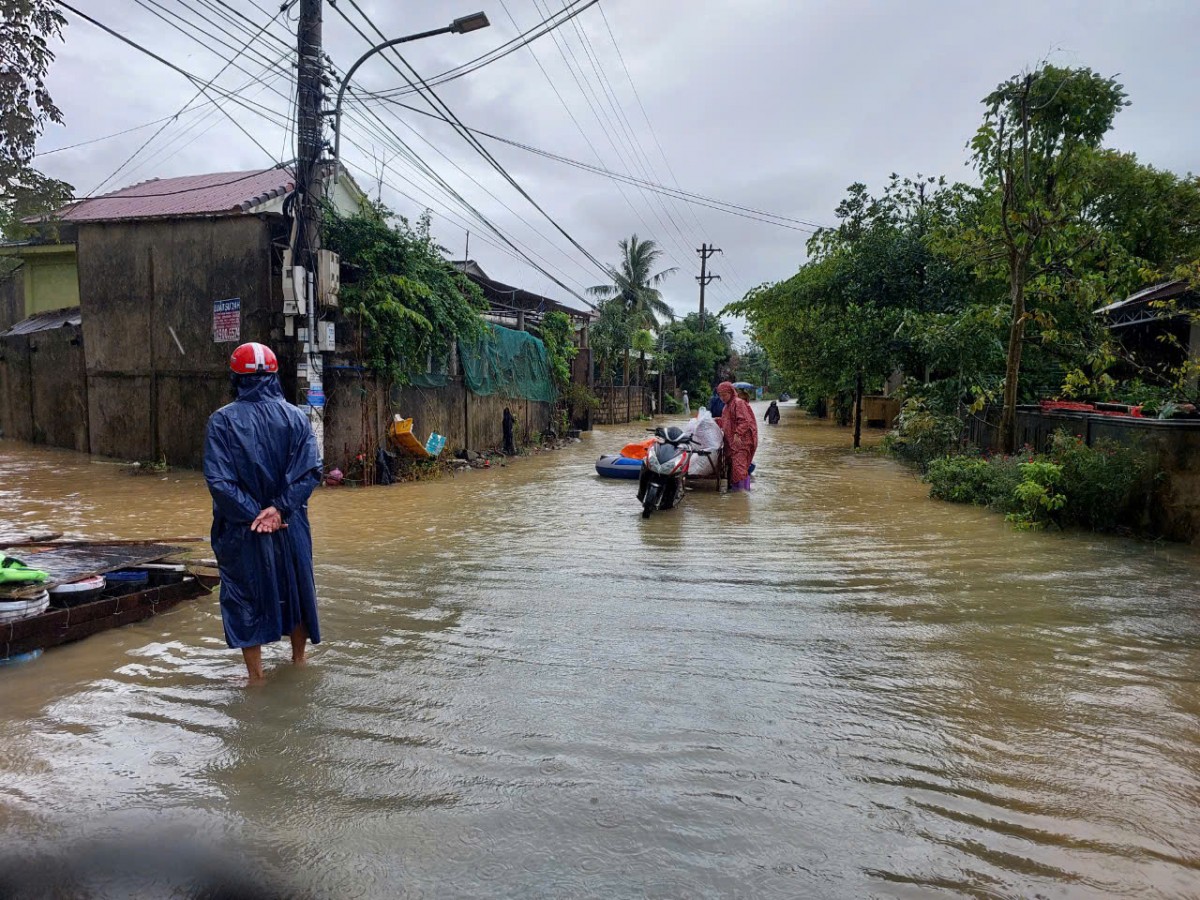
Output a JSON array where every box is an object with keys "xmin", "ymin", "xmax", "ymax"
[
  {"xmin": 1095, "ymin": 279, "xmax": 1190, "ymax": 315},
  {"xmin": 41, "ymin": 166, "xmax": 295, "ymax": 224},
  {"xmin": 1, "ymin": 307, "xmax": 81, "ymax": 337}
]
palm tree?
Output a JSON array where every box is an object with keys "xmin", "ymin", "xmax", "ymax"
[{"xmin": 588, "ymin": 235, "xmax": 677, "ymax": 419}]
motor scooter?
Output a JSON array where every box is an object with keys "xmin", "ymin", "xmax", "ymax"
[{"xmin": 636, "ymin": 426, "xmax": 712, "ymax": 519}]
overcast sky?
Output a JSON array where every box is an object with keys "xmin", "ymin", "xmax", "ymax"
[{"xmin": 35, "ymin": 0, "xmax": 1200, "ymax": 340}]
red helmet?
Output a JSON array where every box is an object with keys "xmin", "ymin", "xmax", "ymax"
[{"xmin": 229, "ymin": 342, "xmax": 279, "ymax": 374}]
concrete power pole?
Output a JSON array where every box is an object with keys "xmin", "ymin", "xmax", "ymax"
[
  {"xmin": 696, "ymin": 243, "xmax": 721, "ymax": 329},
  {"xmin": 295, "ymin": 0, "xmax": 325, "ymax": 435}
]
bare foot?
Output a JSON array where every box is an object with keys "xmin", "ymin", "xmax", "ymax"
[{"xmin": 291, "ymin": 655, "xmax": 307, "ymax": 667}]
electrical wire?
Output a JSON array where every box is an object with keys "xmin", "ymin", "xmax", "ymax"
[
  {"xmin": 550, "ymin": 0, "xmax": 698, "ymax": 280},
  {"xmin": 494, "ymin": 0, "xmax": 662, "ymax": 276},
  {"xmin": 356, "ymin": 94, "xmax": 825, "ymax": 232},
  {"xmin": 356, "ymin": 0, "xmax": 600, "ymax": 101},
  {"xmin": 67, "ymin": 1, "xmax": 286, "ymax": 195},
  {"xmin": 333, "ymin": 0, "xmax": 611, "ymax": 280},
  {"xmin": 336, "ymin": 104, "xmax": 594, "ymax": 301}
]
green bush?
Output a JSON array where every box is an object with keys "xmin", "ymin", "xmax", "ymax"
[
  {"xmin": 884, "ymin": 398, "xmax": 963, "ymax": 469},
  {"xmin": 663, "ymin": 394, "xmax": 682, "ymax": 414},
  {"xmin": 925, "ymin": 456, "xmax": 994, "ymax": 504},
  {"xmin": 1049, "ymin": 432, "xmax": 1154, "ymax": 531},
  {"xmin": 1006, "ymin": 461, "xmax": 1066, "ymax": 530},
  {"xmin": 923, "ymin": 429, "xmax": 1157, "ymax": 534}
]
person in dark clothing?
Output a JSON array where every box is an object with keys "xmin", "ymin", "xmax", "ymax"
[
  {"xmin": 204, "ymin": 342, "xmax": 323, "ymax": 684},
  {"xmin": 503, "ymin": 407, "xmax": 516, "ymax": 455},
  {"xmin": 765, "ymin": 401, "xmax": 781, "ymax": 425},
  {"xmin": 707, "ymin": 388, "xmax": 725, "ymax": 419}
]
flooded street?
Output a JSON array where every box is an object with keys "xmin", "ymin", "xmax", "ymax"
[{"xmin": 2, "ymin": 404, "xmax": 1200, "ymax": 898}]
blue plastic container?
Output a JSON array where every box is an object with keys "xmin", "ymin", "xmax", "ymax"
[
  {"xmin": 425, "ymin": 432, "xmax": 447, "ymax": 457},
  {"xmin": 0, "ymin": 649, "xmax": 42, "ymax": 666},
  {"xmin": 104, "ymin": 569, "xmax": 149, "ymax": 597}
]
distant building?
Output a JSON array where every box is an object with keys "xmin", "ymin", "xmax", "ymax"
[{"xmin": 1097, "ymin": 279, "xmax": 1199, "ymax": 384}]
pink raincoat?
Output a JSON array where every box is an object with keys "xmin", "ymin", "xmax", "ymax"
[{"xmin": 717, "ymin": 381, "xmax": 757, "ymax": 490}]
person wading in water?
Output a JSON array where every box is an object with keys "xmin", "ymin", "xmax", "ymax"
[
  {"xmin": 716, "ymin": 381, "xmax": 758, "ymax": 491},
  {"xmin": 204, "ymin": 342, "xmax": 323, "ymax": 684}
]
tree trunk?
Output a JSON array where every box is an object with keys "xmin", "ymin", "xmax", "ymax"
[
  {"xmin": 624, "ymin": 351, "xmax": 631, "ymax": 422},
  {"xmin": 638, "ymin": 351, "xmax": 646, "ymax": 417},
  {"xmin": 853, "ymin": 370, "xmax": 864, "ymax": 449},
  {"xmin": 998, "ymin": 258, "xmax": 1028, "ymax": 454}
]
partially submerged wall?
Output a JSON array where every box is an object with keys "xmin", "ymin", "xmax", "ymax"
[
  {"xmin": 323, "ymin": 368, "xmax": 552, "ymax": 470},
  {"xmin": 76, "ymin": 216, "xmax": 284, "ymax": 466},
  {"xmin": 0, "ymin": 324, "xmax": 88, "ymax": 451}
]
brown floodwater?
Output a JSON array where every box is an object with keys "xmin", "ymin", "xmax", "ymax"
[{"xmin": 1, "ymin": 404, "xmax": 1199, "ymax": 898}]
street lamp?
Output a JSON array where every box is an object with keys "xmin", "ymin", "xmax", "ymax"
[{"xmin": 332, "ymin": 12, "xmax": 490, "ymax": 179}]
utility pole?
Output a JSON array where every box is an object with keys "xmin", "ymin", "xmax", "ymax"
[
  {"xmin": 295, "ymin": 0, "xmax": 325, "ymax": 432},
  {"xmin": 696, "ymin": 243, "xmax": 721, "ymax": 329}
]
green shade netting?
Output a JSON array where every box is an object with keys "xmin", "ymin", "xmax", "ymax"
[{"xmin": 458, "ymin": 324, "xmax": 556, "ymax": 403}]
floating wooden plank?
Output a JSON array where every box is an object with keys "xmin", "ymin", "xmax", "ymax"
[
  {"xmin": 0, "ymin": 532, "xmax": 63, "ymax": 548},
  {"xmin": 0, "ymin": 543, "xmax": 186, "ymax": 599}
]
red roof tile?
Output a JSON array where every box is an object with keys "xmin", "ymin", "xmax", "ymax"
[{"xmin": 49, "ymin": 167, "xmax": 295, "ymax": 223}]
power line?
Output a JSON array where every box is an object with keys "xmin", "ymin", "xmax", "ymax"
[
  {"xmin": 357, "ymin": 0, "xmax": 600, "ymax": 101},
  {"xmin": 58, "ymin": 2, "xmax": 283, "ymax": 172},
  {"xmin": 336, "ymin": 103, "xmax": 594, "ymax": 300},
  {"xmin": 35, "ymin": 116, "xmax": 177, "ymax": 157},
  {"xmin": 524, "ymin": 0, "xmax": 690, "ymax": 279},
  {"xmin": 552, "ymin": 0, "xmax": 698, "ymax": 279},
  {"xmin": 332, "ymin": 0, "xmax": 611, "ymax": 280},
  {"xmin": 357, "ymin": 94, "xmax": 825, "ymax": 232},
  {"xmin": 345, "ymin": 88, "xmax": 597, "ymax": 286},
  {"xmin": 493, "ymin": 0, "xmax": 662, "ymax": 275}
]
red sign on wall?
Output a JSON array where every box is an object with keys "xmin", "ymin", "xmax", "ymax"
[{"xmin": 212, "ymin": 298, "xmax": 241, "ymax": 343}]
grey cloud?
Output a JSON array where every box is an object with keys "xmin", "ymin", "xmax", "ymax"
[{"xmin": 34, "ymin": 0, "xmax": 1200, "ymax": 332}]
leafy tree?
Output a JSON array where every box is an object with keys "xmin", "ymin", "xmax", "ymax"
[
  {"xmin": 730, "ymin": 176, "xmax": 979, "ymax": 446},
  {"xmin": 323, "ymin": 202, "xmax": 485, "ymax": 384},
  {"xmin": 1, "ymin": 0, "xmax": 73, "ymax": 238},
  {"xmin": 660, "ymin": 312, "xmax": 733, "ymax": 398},
  {"xmin": 968, "ymin": 64, "xmax": 1128, "ymax": 451},
  {"xmin": 589, "ymin": 298, "xmax": 632, "ymax": 414},
  {"xmin": 538, "ymin": 310, "xmax": 577, "ymax": 392}
]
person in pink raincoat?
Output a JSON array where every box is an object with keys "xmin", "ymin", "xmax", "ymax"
[{"xmin": 716, "ymin": 381, "xmax": 757, "ymax": 491}]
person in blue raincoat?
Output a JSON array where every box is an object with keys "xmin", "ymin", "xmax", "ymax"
[{"xmin": 204, "ymin": 342, "xmax": 323, "ymax": 683}]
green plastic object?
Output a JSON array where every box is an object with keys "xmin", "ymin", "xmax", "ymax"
[
  {"xmin": 0, "ymin": 556, "xmax": 50, "ymax": 584},
  {"xmin": 457, "ymin": 324, "xmax": 556, "ymax": 403}
]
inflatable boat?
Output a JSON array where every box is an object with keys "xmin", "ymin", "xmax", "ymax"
[{"xmin": 595, "ymin": 454, "xmax": 643, "ymax": 479}]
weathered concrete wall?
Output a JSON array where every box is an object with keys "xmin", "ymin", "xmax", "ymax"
[
  {"xmin": 0, "ymin": 324, "xmax": 88, "ymax": 451},
  {"xmin": 322, "ymin": 367, "xmax": 552, "ymax": 470},
  {"xmin": 0, "ymin": 335, "xmax": 33, "ymax": 442},
  {"xmin": 595, "ymin": 385, "xmax": 651, "ymax": 425},
  {"xmin": 76, "ymin": 216, "xmax": 282, "ymax": 466},
  {"xmin": 0, "ymin": 268, "xmax": 23, "ymax": 332}
]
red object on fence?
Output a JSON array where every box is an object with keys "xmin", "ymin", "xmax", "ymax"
[{"xmin": 1039, "ymin": 400, "xmax": 1141, "ymax": 418}]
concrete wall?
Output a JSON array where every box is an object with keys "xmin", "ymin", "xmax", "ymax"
[
  {"xmin": 76, "ymin": 216, "xmax": 284, "ymax": 466},
  {"xmin": 323, "ymin": 367, "xmax": 552, "ymax": 470},
  {"xmin": 24, "ymin": 249, "xmax": 80, "ymax": 316},
  {"xmin": 0, "ymin": 324, "xmax": 88, "ymax": 451},
  {"xmin": 0, "ymin": 267, "xmax": 23, "ymax": 332}
]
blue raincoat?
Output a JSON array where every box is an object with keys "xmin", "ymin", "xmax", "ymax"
[{"xmin": 203, "ymin": 374, "xmax": 323, "ymax": 649}]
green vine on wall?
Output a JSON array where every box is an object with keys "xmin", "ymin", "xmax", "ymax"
[{"xmin": 324, "ymin": 202, "xmax": 485, "ymax": 383}]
